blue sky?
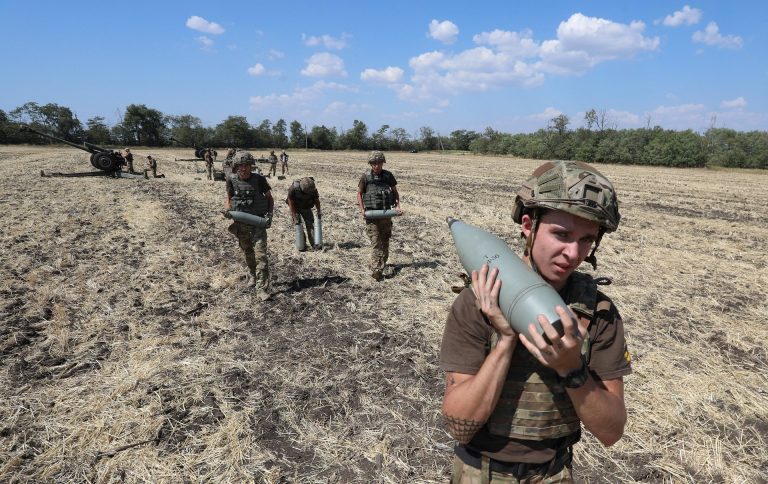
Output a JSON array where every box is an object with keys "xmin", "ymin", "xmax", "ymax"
[{"xmin": 1, "ymin": 1, "xmax": 766, "ymax": 135}]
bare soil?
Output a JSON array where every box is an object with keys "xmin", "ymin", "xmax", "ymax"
[{"xmin": 1, "ymin": 146, "xmax": 766, "ymax": 483}]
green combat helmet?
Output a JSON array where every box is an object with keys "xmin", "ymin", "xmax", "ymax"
[
  {"xmin": 512, "ymin": 160, "xmax": 620, "ymax": 268},
  {"xmin": 368, "ymin": 151, "xmax": 386, "ymax": 164}
]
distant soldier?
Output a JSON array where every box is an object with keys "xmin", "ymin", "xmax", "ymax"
[
  {"xmin": 226, "ymin": 147, "xmax": 236, "ymax": 161},
  {"xmin": 124, "ymin": 148, "xmax": 135, "ymax": 174},
  {"xmin": 280, "ymin": 150, "xmax": 290, "ymax": 176},
  {"xmin": 286, "ymin": 177, "xmax": 321, "ymax": 251},
  {"xmin": 225, "ymin": 157, "xmax": 274, "ymax": 300},
  {"xmin": 204, "ymin": 148, "xmax": 214, "ymax": 180},
  {"xmin": 144, "ymin": 155, "xmax": 165, "ymax": 179},
  {"xmin": 356, "ymin": 151, "xmax": 402, "ymax": 281},
  {"xmin": 267, "ymin": 150, "xmax": 278, "ymax": 178}
]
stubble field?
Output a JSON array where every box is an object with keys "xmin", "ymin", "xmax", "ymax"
[{"xmin": 1, "ymin": 146, "xmax": 766, "ymax": 483}]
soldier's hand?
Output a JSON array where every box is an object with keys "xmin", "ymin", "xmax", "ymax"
[
  {"xmin": 472, "ymin": 264, "xmax": 517, "ymax": 342},
  {"xmin": 222, "ymin": 210, "xmax": 232, "ymax": 219},
  {"xmin": 265, "ymin": 212, "xmax": 273, "ymax": 228},
  {"xmin": 519, "ymin": 306, "xmax": 587, "ymax": 376}
]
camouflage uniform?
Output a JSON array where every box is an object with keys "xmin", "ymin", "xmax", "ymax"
[
  {"xmin": 357, "ymin": 151, "xmax": 399, "ymax": 280},
  {"xmin": 204, "ymin": 149, "xmax": 214, "ymax": 180},
  {"xmin": 144, "ymin": 156, "xmax": 164, "ymax": 178},
  {"xmin": 440, "ymin": 161, "xmax": 630, "ymax": 483},
  {"xmin": 280, "ymin": 151, "xmax": 289, "ymax": 175},
  {"xmin": 226, "ymin": 167, "xmax": 273, "ymax": 294},
  {"xmin": 267, "ymin": 151, "xmax": 278, "ymax": 177},
  {"xmin": 286, "ymin": 177, "xmax": 320, "ymax": 250},
  {"xmin": 124, "ymin": 149, "xmax": 135, "ymax": 173}
]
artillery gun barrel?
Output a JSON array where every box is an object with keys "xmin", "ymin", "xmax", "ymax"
[
  {"xmin": 83, "ymin": 141, "xmax": 111, "ymax": 153},
  {"xmin": 19, "ymin": 124, "xmax": 96, "ymax": 153}
]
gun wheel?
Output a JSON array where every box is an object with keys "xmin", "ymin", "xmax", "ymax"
[{"xmin": 92, "ymin": 152, "xmax": 119, "ymax": 171}]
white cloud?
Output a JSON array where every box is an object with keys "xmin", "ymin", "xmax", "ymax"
[
  {"xmin": 247, "ymin": 63, "xmax": 265, "ymax": 76},
  {"xmin": 302, "ymin": 33, "xmax": 350, "ymax": 50},
  {"xmin": 537, "ymin": 13, "xmax": 660, "ymax": 75},
  {"xmin": 301, "ymin": 52, "xmax": 347, "ymax": 78},
  {"xmin": 249, "ymin": 81, "xmax": 357, "ymax": 109},
  {"xmin": 473, "ymin": 29, "xmax": 540, "ymax": 58},
  {"xmin": 721, "ymin": 97, "xmax": 746, "ymax": 109},
  {"xmin": 196, "ymin": 36, "xmax": 214, "ymax": 50},
  {"xmin": 268, "ymin": 49, "xmax": 285, "ymax": 60},
  {"xmin": 692, "ymin": 22, "xmax": 743, "ymax": 49},
  {"xmin": 658, "ymin": 6, "xmax": 702, "ymax": 27},
  {"xmin": 186, "ymin": 16, "xmax": 225, "ymax": 35},
  {"xmin": 360, "ymin": 66, "xmax": 404, "ymax": 84},
  {"xmin": 428, "ymin": 20, "xmax": 459, "ymax": 44},
  {"xmin": 528, "ymin": 107, "xmax": 563, "ymax": 121}
]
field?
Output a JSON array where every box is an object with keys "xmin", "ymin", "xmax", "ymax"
[{"xmin": 1, "ymin": 146, "xmax": 766, "ymax": 483}]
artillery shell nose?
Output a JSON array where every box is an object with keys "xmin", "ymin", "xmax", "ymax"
[{"xmin": 446, "ymin": 217, "xmax": 457, "ymax": 226}]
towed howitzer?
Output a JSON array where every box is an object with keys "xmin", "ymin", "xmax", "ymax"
[
  {"xmin": 19, "ymin": 124, "xmax": 124, "ymax": 172},
  {"xmin": 169, "ymin": 137, "xmax": 213, "ymax": 160}
]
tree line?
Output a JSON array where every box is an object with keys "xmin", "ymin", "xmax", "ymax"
[{"xmin": 1, "ymin": 102, "xmax": 765, "ymax": 169}]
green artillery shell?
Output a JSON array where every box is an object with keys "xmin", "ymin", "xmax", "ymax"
[
  {"xmin": 229, "ymin": 211, "xmax": 269, "ymax": 228},
  {"xmin": 447, "ymin": 217, "xmax": 574, "ymax": 340},
  {"xmin": 295, "ymin": 222, "xmax": 306, "ymax": 251},
  {"xmin": 364, "ymin": 209, "xmax": 401, "ymax": 219}
]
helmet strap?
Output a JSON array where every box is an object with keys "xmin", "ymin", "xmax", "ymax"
[
  {"xmin": 584, "ymin": 229, "xmax": 605, "ymax": 270},
  {"xmin": 523, "ymin": 210, "xmax": 540, "ymax": 274}
]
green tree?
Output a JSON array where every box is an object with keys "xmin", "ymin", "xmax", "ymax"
[
  {"xmin": 167, "ymin": 114, "xmax": 206, "ymax": 147},
  {"xmin": 309, "ymin": 125, "xmax": 336, "ymax": 150},
  {"xmin": 389, "ymin": 127, "xmax": 409, "ymax": 150},
  {"xmin": 272, "ymin": 119, "xmax": 289, "ymax": 148},
  {"xmin": 289, "ymin": 120, "xmax": 305, "ymax": 148},
  {"xmin": 419, "ymin": 126, "xmax": 437, "ymax": 150},
  {"xmin": 120, "ymin": 104, "xmax": 166, "ymax": 146},
  {"xmin": 85, "ymin": 116, "xmax": 112, "ymax": 145},
  {"xmin": 340, "ymin": 120, "xmax": 368, "ymax": 150},
  {"xmin": 10, "ymin": 102, "xmax": 83, "ymax": 140},
  {"xmin": 449, "ymin": 129, "xmax": 479, "ymax": 151},
  {"xmin": 253, "ymin": 119, "xmax": 272, "ymax": 148},
  {"xmin": 215, "ymin": 116, "xmax": 253, "ymax": 147},
  {"xmin": 372, "ymin": 124, "xmax": 390, "ymax": 150}
]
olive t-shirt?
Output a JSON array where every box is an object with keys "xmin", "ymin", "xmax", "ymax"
[{"xmin": 439, "ymin": 279, "xmax": 632, "ymax": 463}]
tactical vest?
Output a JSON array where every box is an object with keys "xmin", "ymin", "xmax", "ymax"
[
  {"xmin": 362, "ymin": 170, "xmax": 395, "ymax": 210},
  {"xmin": 230, "ymin": 174, "xmax": 269, "ymax": 216},
  {"xmin": 288, "ymin": 181, "xmax": 316, "ymax": 210},
  {"xmin": 485, "ymin": 271, "xmax": 611, "ymax": 441}
]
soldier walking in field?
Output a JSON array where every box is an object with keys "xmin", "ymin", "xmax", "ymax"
[
  {"xmin": 286, "ymin": 177, "xmax": 321, "ymax": 251},
  {"xmin": 225, "ymin": 158, "xmax": 274, "ymax": 300},
  {"xmin": 124, "ymin": 148, "xmax": 135, "ymax": 174},
  {"xmin": 204, "ymin": 148, "xmax": 214, "ymax": 180},
  {"xmin": 267, "ymin": 150, "xmax": 278, "ymax": 178},
  {"xmin": 440, "ymin": 160, "xmax": 631, "ymax": 483},
  {"xmin": 357, "ymin": 151, "xmax": 402, "ymax": 281},
  {"xmin": 280, "ymin": 150, "xmax": 290, "ymax": 176}
]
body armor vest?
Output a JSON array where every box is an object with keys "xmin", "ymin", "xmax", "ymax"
[
  {"xmin": 289, "ymin": 181, "xmax": 316, "ymax": 210},
  {"xmin": 362, "ymin": 170, "xmax": 395, "ymax": 210},
  {"xmin": 230, "ymin": 174, "xmax": 269, "ymax": 216},
  {"xmin": 486, "ymin": 272, "xmax": 610, "ymax": 440}
]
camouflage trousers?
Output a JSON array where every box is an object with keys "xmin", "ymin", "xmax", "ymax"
[
  {"xmin": 365, "ymin": 218, "xmax": 392, "ymax": 272},
  {"xmin": 206, "ymin": 163, "xmax": 213, "ymax": 180},
  {"xmin": 296, "ymin": 209, "xmax": 315, "ymax": 248},
  {"xmin": 268, "ymin": 163, "xmax": 277, "ymax": 177},
  {"xmin": 228, "ymin": 221, "xmax": 270, "ymax": 291},
  {"xmin": 281, "ymin": 161, "xmax": 289, "ymax": 175},
  {"xmin": 126, "ymin": 161, "xmax": 134, "ymax": 173},
  {"xmin": 451, "ymin": 455, "xmax": 573, "ymax": 484}
]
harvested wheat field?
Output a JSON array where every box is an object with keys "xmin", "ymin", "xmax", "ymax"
[{"xmin": 1, "ymin": 145, "xmax": 766, "ymax": 483}]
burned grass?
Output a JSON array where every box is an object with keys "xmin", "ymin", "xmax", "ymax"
[{"xmin": 1, "ymin": 146, "xmax": 767, "ymax": 482}]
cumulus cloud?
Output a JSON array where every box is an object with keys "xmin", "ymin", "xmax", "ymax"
[
  {"xmin": 473, "ymin": 29, "xmax": 540, "ymax": 58},
  {"xmin": 247, "ymin": 63, "xmax": 265, "ymax": 76},
  {"xmin": 428, "ymin": 20, "xmax": 459, "ymax": 44},
  {"xmin": 301, "ymin": 52, "xmax": 347, "ymax": 78},
  {"xmin": 721, "ymin": 97, "xmax": 746, "ymax": 109},
  {"xmin": 249, "ymin": 81, "xmax": 357, "ymax": 108},
  {"xmin": 186, "ymin": 16, "xmax": 225, "ymax": 34},
  {"xmin": 692, "ymin": 22, "xmax": 743, "ymax": 49},
  {"xmin": 537, "ymin": 13, "xmax": 659, "ymax": 75},
  {"xmin": 268, "ymin": 49, "xmax": 285, "ymax": 60},
  {"xmin": 196, "ymin": 36, "xmax": 214, "ymax": 50},
  {"xmin": 658, "ymin": 6, "xmax": 702, "ymax": 26},
  {"xmin": 360, "ymin": 66, "xmax": 404, "ymax": 84},
  {"xmin": 302, "ymin": 33, "xmax": 350, "ymax": 50},
  {"xmin": 528, "ymin": 107, "xmax": 563, "ymax": 121}
]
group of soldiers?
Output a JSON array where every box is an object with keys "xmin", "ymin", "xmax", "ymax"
[
  {"xmin": 111, "ymin": 142, "xmax": 632, "ymax": 480},
  {"xmin": 223, "ymin": 150, "xmax": 401, "ymax": 299},
  {"xmin": 117, "ymin": 148, "xmax": 164, "ymax": 178},
  {"xmin": 224, "ymin": 150, "xmax": 632, "ymax": 482}
]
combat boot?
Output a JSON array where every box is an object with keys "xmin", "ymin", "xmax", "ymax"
[
  {"xmin": 371, "ymin": 269, "xmax": 383, "ymax": 281},
  {"xmin": 246, "ymin": 271, "xmax": 258, "ymax": 288}
]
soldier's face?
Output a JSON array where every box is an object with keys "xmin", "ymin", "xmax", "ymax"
[
  {"xmin": 370, "ymin": 161, "xmax": 383, "ymax": 174},
  {"xmin": 522, "ymin": 210, "xmax": 599, "ymax": 291},
  {"xmin": 237, "ymin": 164, "xmax": 251, "ymax": 178}
]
